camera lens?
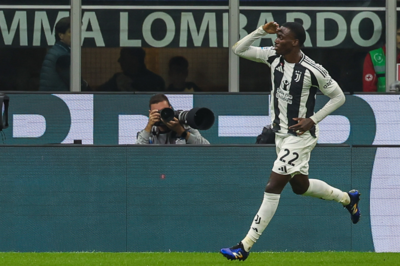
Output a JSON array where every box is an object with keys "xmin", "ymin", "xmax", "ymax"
[{"xmin": 160, "ymin": 108, "xmax": 175, "ymax": 122}]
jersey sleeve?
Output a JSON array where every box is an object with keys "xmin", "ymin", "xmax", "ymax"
[
  {"xmin": 309, "ymin": 67, "xmax": 345, "ymax": 124},
  {"xmin": 232, "ymin": 26, "xmax": 277, "ymax": 66}
]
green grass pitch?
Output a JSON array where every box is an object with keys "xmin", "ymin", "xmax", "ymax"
[{"xmin": 0, "ymin": 252, "xmax": 400, "ymax": 266}]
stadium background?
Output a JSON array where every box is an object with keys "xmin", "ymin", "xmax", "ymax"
[
  {"xmin": 0, "ymin": 92, "xmax": 399, "ymax": 253},
  {"xmin": 0, "ymin": 0, "xmax": 399, "ymax": 254},
  {"xmin": 0, "ymin": 0, "xmax": 390, "ymax": 93}
]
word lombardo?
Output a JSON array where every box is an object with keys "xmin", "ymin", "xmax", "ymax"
[{"xmin": 0, "ymin": 8, "xmax": 384, "ymax": 48}]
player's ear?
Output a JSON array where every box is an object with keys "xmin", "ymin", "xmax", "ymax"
[{"xmin": 292, "ymin": 39, "xmax": 299, "ymax": 47}]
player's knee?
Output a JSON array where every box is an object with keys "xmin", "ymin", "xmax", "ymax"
[{"xmin": 291, "ymin": 185, "xmax": 308, "ymax": 195}]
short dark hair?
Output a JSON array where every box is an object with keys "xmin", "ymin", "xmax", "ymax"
[
  {"xmin": 149, "ymin": 94, "xmax": 171, "ymax": 109},
  {"xmin": 281, "ymin": 22, "xmax": 306, "ymax": 47},
  {"xmin": 119, "ymin": 47, "xmax": 146, "ymax": 69},
  {"xmin": 55, "ymin": 17, "xmax": 70, "ymax": 42},
  {"xmin": 169, "ymin": 56, "xmax": 189, "ymax": 69},
  {"xmin": 169, "ymin": 56, "xmax": 189, "ymax": 76}
]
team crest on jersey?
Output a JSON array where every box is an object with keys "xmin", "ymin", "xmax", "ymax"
[{"xmin": 294, "ymin": 70, "xmax": 302, "ymax": 82}]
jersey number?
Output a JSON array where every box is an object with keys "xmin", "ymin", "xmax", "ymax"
[{"xmin": 279, "ymin": 149, "xmax": 299, "ymax": 166}]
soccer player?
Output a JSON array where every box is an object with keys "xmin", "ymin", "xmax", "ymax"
[{"xmin": 220, "ymin": 21, "xmax": 361, "ymax": 261}]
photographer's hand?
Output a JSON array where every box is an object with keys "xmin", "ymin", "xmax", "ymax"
[
  {"xmin": 164, "ymin": 118, "xmax": 190, "ymax": 140},
  {"xmin": 145, "ymin": 109, "xmax": 160, "ymax": 132}
]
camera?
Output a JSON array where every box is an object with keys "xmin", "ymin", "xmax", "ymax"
[
  {"xmin": 255, "ymin": 125, "xmax": 275, "ymax": 144},
  {"xmin": 0, "ymin": 93, "xmax": 9, "ymax": 131},
  {"xmin": 155, "ymin": 107, "xmax": 215, "ymax": 130},
  {"xmin": 390, "ymin": 81, "xmax": 400, "ymax": 92}
]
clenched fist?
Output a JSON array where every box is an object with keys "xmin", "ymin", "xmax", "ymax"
[{"xmin": 263, "ymin": 22, "xmax": 279, "ymax": 34}]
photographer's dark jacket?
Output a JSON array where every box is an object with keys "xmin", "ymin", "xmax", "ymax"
[{"xmin": 136, "ymin": 126, "xmax": 210, "ymax": 145}]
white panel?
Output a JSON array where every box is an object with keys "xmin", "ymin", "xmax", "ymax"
[
  {"xmin": 356, "ymin": 94, "xmax": 400, "ymax": 145},
  {"xmin": 317, "ymin": 115, "xmax": 350, "ymax": 143},
  {"xmin": 13, "ymin": 114, "xmax": 46, "ymax": 138},
  {"xmin": 119, "ymin": 115, "xmax": 148, "ymax": 144},
  {"xmin": 218, "ymin": 116, "xmax": 271, "ymax": 137},
  {"xmin": 370, "ymin": 148, "xmax": 400, "ymax": 252},
  {"xmin": 165, "ymin": 94, "xmax": 193, "ymax": 110},
  {"xmin": 218, "ymin": 115, "xmax": 350, "ymax": 143},
  {"xmin": 54, "ymin": 94, "xmax": 93, "ymax": 144}
]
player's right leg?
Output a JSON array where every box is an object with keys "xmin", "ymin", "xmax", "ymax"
[
  {"xmin": 220, "ymin": 134, "xmax": 296, "ymax": 261},
  {"xmin": 220, "ymin": 172, "xmax": 290, "ymax": 261},
  {"xmin": 220, "ymin": 242, "xmax": 249, "ymax": 261}
]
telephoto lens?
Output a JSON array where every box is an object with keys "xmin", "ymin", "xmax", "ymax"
[
  {"xmin": 177, "ymin": 107, "xmax": 215, "ymax": 130},
  {"xmin": 159, "ymin": 107, "xmax": 215, "ymax": 130}
]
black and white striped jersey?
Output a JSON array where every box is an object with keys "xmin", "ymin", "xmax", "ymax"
[
  {"xmin": 265, "ymin": 47, "xmax": 337, "ymax": 135},
  {"xmin": 232, "ymin": 26, "xmax": 345, "ymax": 136}
]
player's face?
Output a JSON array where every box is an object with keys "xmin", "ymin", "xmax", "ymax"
[
  {"xmin": 396, "ymin": 28, "xmax": 400, "ymax": 50},
  {"xmin": 274, "ymin": 27, "xmax": 296, "ymax": 55}
]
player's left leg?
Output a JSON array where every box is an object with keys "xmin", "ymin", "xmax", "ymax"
[
  {"xmin": 292, "ymin": 176, "xmax": 361, "ymax": 224},
  {"xmin": 345, "ymin": 189, "xmax": 361, "ymax": 224},
  {"xmin": 287, "ymin": 130, "xmax": 361, "ymax": 224},
  {"xmin": 290, "ymin": 176, "xmax": 350, "ymax": 204}
]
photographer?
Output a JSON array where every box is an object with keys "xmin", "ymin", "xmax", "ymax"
[{"xmin": 136, "ymin": 94, "xmax": 210, "ymax": 144}]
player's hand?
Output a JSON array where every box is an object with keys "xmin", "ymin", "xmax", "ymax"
[
  {"xmin": 163, "ymin": 117, "xmax": 185, "ymax": 135},
  {"xmin": 145, "ymin": 109, "xmax": 160, "ymax": 132},
  {"xmin": 288, "ymin": 118, "xmax": 315, "ymax": 136},
  {"xmin": 263, "ymin": 22, "xmax": 279, "ymax": 34}
]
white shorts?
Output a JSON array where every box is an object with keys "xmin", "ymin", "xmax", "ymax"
[{"xmin": 272, "ymin": 129, "xmax": 319, "ymax": 177}]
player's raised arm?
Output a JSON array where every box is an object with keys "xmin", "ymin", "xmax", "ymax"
[{"xmin": 231, "ymin": 22, "xmax": 279, "ymax": 64}]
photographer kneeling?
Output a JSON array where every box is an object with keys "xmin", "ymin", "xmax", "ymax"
[{"xmin": 136, "ymin": 94, "xmax": 210, "ymax": 144}]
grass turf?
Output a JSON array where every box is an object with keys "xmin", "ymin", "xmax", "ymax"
[{"xmin": 0, "ymin": 252, "xmax": 400, "ymax": 266}]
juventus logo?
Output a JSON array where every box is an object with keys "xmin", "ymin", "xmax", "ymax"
[
  {"xmin": 254, "ymin": 214, "xmax": 261, "ymax": 224},
  {"xmin": 294, "ymin": 70, "xmax": 302, "ymax": 82}
]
